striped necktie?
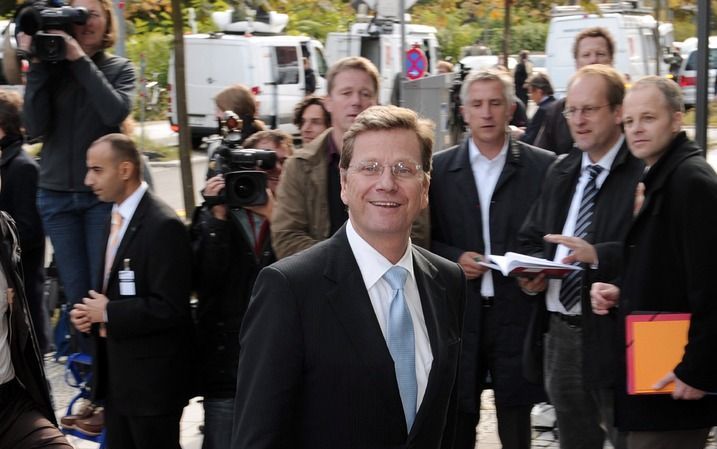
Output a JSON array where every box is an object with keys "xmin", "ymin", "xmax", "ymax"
[{"xmin": 559, "ymin": 164, "xmax": 603, "ymax": 311}]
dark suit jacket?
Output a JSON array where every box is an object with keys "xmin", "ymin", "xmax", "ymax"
[
  {"xmin": 518, "ymin": 142, "xmax": 644, "ymax": 389},
  {"xmin": 521, "ymin": 96, "xmax": 555, "ymax": 146},
  {"xmin": 615, "ymin": 132, "xmax": 717, "ymax": 431},
  {"xmin": 232, "ymin": 225, "xmax": 466, "ymax": 449},
  {"xmin": 533, "ymin": 98, "xmax": 573, "ymax": 155},
  {"xmin": 92, "ymin": 190, "xmax": 193, "ymax": 416},
  {"xmin": 429, "ymin": 137, "xmax": 554, "ymax": 412}
]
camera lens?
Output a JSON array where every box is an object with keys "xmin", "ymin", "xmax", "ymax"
[{"xmin": 232, "ymin": 175, "xmax": 258, "ymax": 201}]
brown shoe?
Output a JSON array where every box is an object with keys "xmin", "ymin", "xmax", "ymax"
[
  {"xmin": 75, "ymin": 407, "xmax": 104, "ymax": 436},
  {"xmin": 60, "ymin": 401, "xmax": 95, "ymax": 430}
]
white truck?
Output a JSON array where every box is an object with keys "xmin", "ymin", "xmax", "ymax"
[
  {"xmin": 324, "ymin": 0, "xmax": 440, "ymax": 105},
  {"xmin": 168, "ymin": 11, "xmax": 327, "ymax": 144},
  {"xmin": 545, "ymin": 2, "xmax": 671, "ymax": 97}
]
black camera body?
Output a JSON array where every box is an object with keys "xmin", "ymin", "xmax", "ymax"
[
  {"xmin": 16, "ymin": 0, "xmax": 88, "ymax": 62},
  {"xmin": 209, "ymin": 146, "xmax": 277, "ymax": 208}
]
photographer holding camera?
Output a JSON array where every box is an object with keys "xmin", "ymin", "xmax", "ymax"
[
  {"xmin": 17, "ymin": 0, "xmax": 135, "ymax": 360},
  {"xmin": 191, "ymin": 129, "xmax": 291, "ymax": 449}
]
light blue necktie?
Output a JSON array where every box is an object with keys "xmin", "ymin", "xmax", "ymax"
[{"xmin": 384, "ymin": 266, "xmax": 417, "ymax": 431}]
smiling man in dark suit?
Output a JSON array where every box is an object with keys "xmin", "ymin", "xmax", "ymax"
[
  {"xmin": 232, "ymin": 105, "xmax": 466, "ymax": 449},
  {"xmin": 70, "ymin": 133, "xmax": 193, "ymax": 449}
]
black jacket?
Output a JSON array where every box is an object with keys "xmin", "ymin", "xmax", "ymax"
[
  {"xmin": 190, "ymin": 205, "xmax": 275, "ymax": 398},
  {"xmin": 518, "ymin": 141, "xmax": 644, "ymax": 388},
  {"xmin": 24, "ymin": 51, "xmax": 135, "ymax": 192},
  {"xmin": 615, "ymin": 132, "xmax": 717, "ymax": 431},
  {"xmin": 92, "ymin": 191, "xmax": 194, "ymax": 415},
  {"xmin": 430, "ymin": 137, "xmax": 554, "ymax": 412},
  {"xmin": 1, "ymin": 212, "xmax": 55, "ymax": 424},
  {"xmin": 521, "ymin": 96, "xmax": 555, "ymax": 146},
  {"xmin": 0, "ymin": 137, "xmax": 44, "ymax": 251},
  {"xmin": 533, "ymin": 98, "xmax": 574, "ymax": 155}
]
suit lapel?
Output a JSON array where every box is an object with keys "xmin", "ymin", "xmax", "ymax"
[
  {"xmin": 448, "ymin": 140, "xmax": 483, "ymax": 249},
  {"xmin": 409, "ymin": 248, "xmax": 446, "ymax": 435},
  {"xmin": 324, "ymin": 229, "xmax": 405, "ymax": 421},
  {"xmin": 107, "ymin": 192, "xmax": 149, "ymax": 288}
]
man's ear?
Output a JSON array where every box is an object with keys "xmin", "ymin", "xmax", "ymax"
[{"xmin": 118, "ymin": 161, "xmax": 134, "ymax": 181}]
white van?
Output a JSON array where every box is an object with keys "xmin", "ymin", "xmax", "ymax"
[
  {"xmin": 677, "ymin": 36, "xmax": 717, "ymax": 108},
  {"xmin": 545, "ymin": 2, "xmax": 667, "ymax": 97},
  {"xmin": 325, "ymin": 20, "xmax": 439, "ymax": 105},
  {"xmin": 168, "ymin": 31, "xmax": 327, "ymax": 144}
]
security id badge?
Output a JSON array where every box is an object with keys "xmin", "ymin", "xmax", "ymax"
[{"xmin": 119, "ymin": 258, "xmax": 136, "ymax": 296}]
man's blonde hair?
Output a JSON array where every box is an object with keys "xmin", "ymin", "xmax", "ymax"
[{"xmin": 340, "ymin": 106, "xmax": 434, "ymax": 174}]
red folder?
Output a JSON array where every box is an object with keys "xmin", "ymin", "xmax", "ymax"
[{"xmin": 626, "ymin": 313, "xmax": 691, "ymax": 395}]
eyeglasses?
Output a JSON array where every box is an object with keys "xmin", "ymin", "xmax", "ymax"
[
  {"xmin": 348, "ymin": 160, "xmax": 424, "ymax": 179},
  {"xmin": 562, "ymin": 104, "xmax": 612, "ymax": 119}
]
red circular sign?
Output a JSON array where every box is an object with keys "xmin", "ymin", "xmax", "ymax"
[{"xmin": 405, "ymin": 48, "xmax": 428, "ymax": 80}]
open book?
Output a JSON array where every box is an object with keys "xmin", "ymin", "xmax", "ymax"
[{"xmin": 478, "ymin": 252, "xmax": 582, "ymax": 279}]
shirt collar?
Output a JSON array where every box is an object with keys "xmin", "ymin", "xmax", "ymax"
[
  {"xmin": 468, "ymin": 134, "xmax": 509, "ymax": 165},
  {"xmin": 581, "ymin": 134, "xmax": 624, "ymax": 173},
  {"xmin": 345, "ymin": 220, "xmax": 415, "ymax": 290},
  {"xmin": 114, "ymin": 181, "xmax": 148, "ymax": 222}
]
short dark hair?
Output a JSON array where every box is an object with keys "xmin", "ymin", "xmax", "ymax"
[
  {"xmin": 526, "ymin": 73, "xmax": 554, "ymax": 96},
  {"xmin": 292, "ymin": 95, "xmax": 331, "ymax": 129},
  {"xmin": 0, "ymin": 90, "xmax": 23, "ymax": 136},
  {"xmin": 92, "ymin": 133, "xmax": 142, "ymax": 178}
]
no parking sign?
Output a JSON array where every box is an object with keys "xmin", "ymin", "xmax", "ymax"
[{"xmin": 405, "ymin": 47, "xmax": 428, "ymax": 80}]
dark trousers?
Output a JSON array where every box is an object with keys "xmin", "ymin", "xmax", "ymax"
[
  {"xmin": 453, "ymin": 305, "xmax": 535, "ymax": 449},
  {"xmin": 627, "ymin": 427, "xmax": 710, "ymax": 449},
  {"xmin": 544, "ymin": 314, "xmax": 627, "ymax": 449},
  {"xmin": 105, "ymin": 403, "xmax": 183, "ymax": 449},
  {"xmin": 0, "ymin": 379, "xmax": 72, "ymax": 449}
]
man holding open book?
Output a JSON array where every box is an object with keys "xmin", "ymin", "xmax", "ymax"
[
  {"xmin": 591, "ymin": 76, "xmax": 717, "ymax": 449},
  {"xmin": 517, "ymin": 65, "xmax": 644, "ymax": 449},
  {"xmin": 429, "ymin": 69, "xmax": 555, "ymax": 449}
]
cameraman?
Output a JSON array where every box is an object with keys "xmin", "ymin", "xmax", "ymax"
[
  {"xmin": 191, "ymin": 129, "xmax": 292, "ymax": 449},
  {"xmin": 18, "ymin": 0, "xmax": 135, "ymax": 356}
]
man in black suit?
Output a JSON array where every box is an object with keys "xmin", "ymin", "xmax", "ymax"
[
  {"xmin": 518, "ymin": 65, "xmax": 644, "ymax": 449},
  {"xmin": 70, "ymin": 133, "xmax": 193, "ymax": 449},
  {"xmin": 520, "ymin": 73, "xmax": 555, "ymax": 146},
  {"xmin": 232, "ymin": 105, "xmax": 466, "ymax": 449},
  {"xmin": 430, "ymin": 69, "xmax": 554, "ymax": 449}
]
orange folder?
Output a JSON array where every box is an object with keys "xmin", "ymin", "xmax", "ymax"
[{"xmin": 626, "ymin": 313, "xmax": 691, "ymax": 395}]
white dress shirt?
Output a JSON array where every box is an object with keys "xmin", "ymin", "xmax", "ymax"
[
  {"xmin": 546, "ymin": 136, "xmax": 624, "ymax": 315},
  {"xmin": 468, "ymin": 137, "xmax": 508, "ymax": 298},
  {"xmin": 346, "ymin": 220, "xmax": 433, "ymax": 409},
  {"xmin": 0, "ymin": 267, "xmax": 13, "ymax": 384}
]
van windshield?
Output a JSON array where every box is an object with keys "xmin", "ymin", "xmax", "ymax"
[{"xmin": 685, "ymin": 49, "xmax": 717, "ymax": 71}]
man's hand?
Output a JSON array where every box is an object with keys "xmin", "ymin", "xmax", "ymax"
[
  {"xmin": 544, "ymin": 234, "xmax": 598, "ymax": 265},
  {"xmin": 246, "ymin": 188, "xmax": 275, "ymax": 220},
  {"xmin": 518, "ymin": 273, "xmax": 547, "ymax": 295},
  {"xmin": 70, "ymin": 306, "xmax": 91, "ymax": 333},
  {"xmin": 653, "ymin": 371, "xmax": 706, "ymax": 400},
  {"xmin": 590, "ymin": 282, "xmax": 620, "ymax": 315},
  {"xmin": 457, "ymin": 251, "xmax": 488, "ymax": 280},
  {"xmin": 203, "ymin": 175, "xmax": 228, "ymax": 220},
  {"xmin": 74, "ymin": 290, "xmax": 109, "ymax": 325},
  {"xmin": 634, "ymin": 182, "xmax": 646, "ymax": 217}
]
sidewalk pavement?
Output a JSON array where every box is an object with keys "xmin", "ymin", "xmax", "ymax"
[
  {"xmin": 45, "ymin": 354, "xmax": 717, "ymax": 449},
  {"xmin": 45, "ymin": 353, "xmax": 560, "ymax": 449}
]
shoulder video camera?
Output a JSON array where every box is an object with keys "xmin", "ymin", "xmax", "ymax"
[
  {"xmin": 206, "ymin": 111, "xmax": 276, "ymax": 208},
  {"xmin": 16, "ymin": 0, "xmax": 88, "ymax": 62}
]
